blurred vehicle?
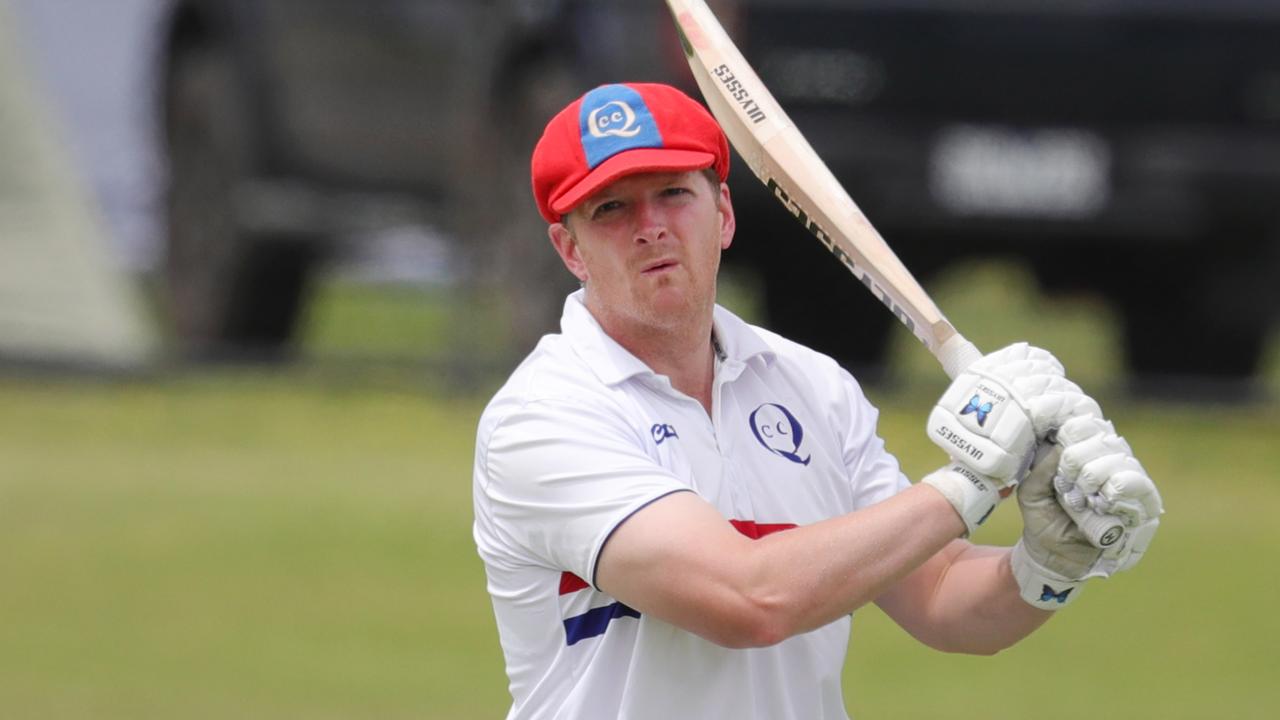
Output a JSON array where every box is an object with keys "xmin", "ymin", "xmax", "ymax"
[
  {"xmin": 162, "ymin": 0, "xmax": 573, "ymax": 360},
  {"xmin": 158, "ymin": 0, "xmax": 1280, "ymax": 395},
  {"xmin": 729, "ymin": 0, "xmax": 1280, "ymax": 398}
]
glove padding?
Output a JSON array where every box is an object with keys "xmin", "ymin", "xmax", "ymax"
[
  {"xmin": 927, "ymin": 343, "xmax": 1104, "ymax": 476},
  {"xmin": 926, "ymin": 343, "xmax": 1064, "ymax": 482},
  {"xmin": 925, "ymin": 343, "xmax": 1096, "ymax": 536},
  {"xmin": 1053, "ymin": 414, "xmax": 1164, "ymax": 576},
  {"xmin": 1012, "ymin": 414, "xmax": 1164, "ymax": 610}
]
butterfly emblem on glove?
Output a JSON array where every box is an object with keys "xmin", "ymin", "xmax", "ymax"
[
  {"xmin": 1039, "ymin": 584, "xmax": 1074, "ymax": 604},
  {"xmin": 959, "ymin": 395, "xmax": 994, "ymax": 426}
]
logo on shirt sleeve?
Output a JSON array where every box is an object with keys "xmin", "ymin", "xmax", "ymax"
[{"xmin": 748, "ymin": 403, "xmax": 811, "ymax": 466}]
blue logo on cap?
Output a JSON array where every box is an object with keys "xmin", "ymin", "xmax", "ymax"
[{"xmin": 579, "ymin": 85, "xmax": 664, "ymax": 169}]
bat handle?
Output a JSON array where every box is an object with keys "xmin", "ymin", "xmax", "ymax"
[
  {"xmin": 937, "ymin": 332, "xmax": 983, "ymax": 380},
  {"xmin": 1060, "ymin": 496, "xmax": 1128, "ymax": 551},
  {"xmin": 1082, "ymin": 512, "xmax": 1127, "ymax": 551}
]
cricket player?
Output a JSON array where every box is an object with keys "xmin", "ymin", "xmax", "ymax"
[{"xmin": 473, "ymin": 82, "xmax": 1162, "ymax": 719}]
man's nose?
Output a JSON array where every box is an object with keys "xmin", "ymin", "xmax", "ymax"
[{"xmin": 633, "ymin": 200, "xmax": 669, "ymax": 245}]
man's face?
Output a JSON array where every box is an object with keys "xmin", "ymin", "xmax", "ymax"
[{"xmin": 548, "ymin": 170, "xmax": 735, "ymax": 334}]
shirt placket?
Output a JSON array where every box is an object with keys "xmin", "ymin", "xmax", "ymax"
[{"xmin": 712, "ymin": 359, "xmax": 760, "ymax": 530}]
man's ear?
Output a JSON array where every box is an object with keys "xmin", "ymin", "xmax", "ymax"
[
  {"xmin": 717, "ymin": 182, "xmax": 735, "ymax": 251},
  {"xmin": 549, "ymin": 222, "xmax": 589, "ymax": 283}
]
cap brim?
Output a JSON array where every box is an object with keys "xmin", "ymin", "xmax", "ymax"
[{"xmin": 550, "ymin": 148, "xmax": 718, "ymax": 218}]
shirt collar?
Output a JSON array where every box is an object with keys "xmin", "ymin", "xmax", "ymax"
[
  {"xmin": 559, "ymin": 289, "xmax": 777, "ymax": 387},
  {"xmin": 712, "ymin": 302, "xmax": 776, "ymax": 371}
]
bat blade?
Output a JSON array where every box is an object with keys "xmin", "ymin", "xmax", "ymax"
[
  {"xmin": 664, "ymin": 0, "xmax": 980, "ymax": 379},
  {"xmin": 664, "ymin": 0, "xmax": 1125, "ymax": 553}
]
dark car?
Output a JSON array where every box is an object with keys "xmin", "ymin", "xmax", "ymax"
[
  {"xmin": 725, "ymin": 0, "xmax": 1280, "ymax": 397},
  {"xmin": 158, "ymin": 0, "xmax": 1280, "ymax": 396},
  {"xmin": 164, "ymin": 0, "xmax": 574, "ymax": 359},
  {"xmin": 159, "ymin": 0, "xmax": 716, "ymax": 365}
]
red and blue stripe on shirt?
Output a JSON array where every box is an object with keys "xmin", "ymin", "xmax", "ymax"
[{"xmin": 559, "ymin": 520, "xmax": 797, "ymax": 645}]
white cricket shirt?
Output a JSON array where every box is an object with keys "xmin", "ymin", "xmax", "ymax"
[{"xmin": 473, "ymin": 290, "xmax": 909, "ymax": 719}]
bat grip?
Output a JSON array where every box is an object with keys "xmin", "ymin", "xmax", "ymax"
[
  {"xmin": 937, "ymin": 333, "xmax": 983, "ymax": 380},
  {"xmin": 1062, "ymin": 499, "xmax": 1128, "ymax": 551}
]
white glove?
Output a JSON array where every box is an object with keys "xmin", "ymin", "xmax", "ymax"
[
  {"xmin": 924, "ymin": 343, "xmax": 1085, "ymax": 535},
  {"xmin": 1011, "ymin": 414, "xmax": 1164, "ymax": 610},
  {"xmin": 1011, "ymin": 443, "xmax": 1097, "ymax": 609},
  {"xmin": 927, "ymin": 343, "xmax": 1064, "ymax": 480},
  {"xmin": 1053, "ymin": 414, "xmax": 1164, "ymax": 576}
]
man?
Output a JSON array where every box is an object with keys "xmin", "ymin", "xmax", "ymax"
[{"xmin": 473, "ymin": 82, "xmax": 1162, "ymax": 719}]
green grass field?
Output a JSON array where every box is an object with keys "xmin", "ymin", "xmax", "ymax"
[{"xmin": 3, "ymin": 264, "xmax": 1278, "ymax": 718}]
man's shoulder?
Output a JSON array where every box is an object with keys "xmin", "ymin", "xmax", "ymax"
[
  {"xmin": 725, "ymin": 315, "xmax": 878, "ymax": 415},
  {"xmin": 478, "ymin": 334, "xmax": 621, "ymax": 434},
  {"xmin": 746, "ymin": 321, "xmax": 847, "ymax": 379},
  {"xmin": 713, "ymin": 304, "xmax": 838, "ymax": 371}
]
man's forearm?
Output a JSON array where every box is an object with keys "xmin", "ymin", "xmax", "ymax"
[
  {"xmin": 747, "ymin": 483, "xmax": 970, "ymax": 639},
  {"xmin": 599, "ymin": 482, "xmax": 970, "ymax": 648},
  {"xmin": 885, "ymin": 541, "xmax": 1053, "ymax": 655}
]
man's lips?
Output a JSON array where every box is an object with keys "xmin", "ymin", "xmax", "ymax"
[{"xmin": 640, "ymin": 258, "xmax": 679, "ymax": 274}]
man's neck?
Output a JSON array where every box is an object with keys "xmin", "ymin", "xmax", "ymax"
[{"xmin": 592, "ymin": 306, "xmax": 718, "ymax": 414}]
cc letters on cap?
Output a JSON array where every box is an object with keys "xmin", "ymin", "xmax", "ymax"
[{"xmin": 578, "ymin": 84, "xmax": 665, "ymax": 169}]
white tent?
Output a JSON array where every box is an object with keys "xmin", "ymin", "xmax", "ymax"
[{"xmin": 0, "ymin": 0, "xmax": 156, "ymax": 370}]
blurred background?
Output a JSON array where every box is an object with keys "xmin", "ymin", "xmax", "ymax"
[{"xmin": 2, "ymin": 0, "xmax": 1277, "ymax": 717}]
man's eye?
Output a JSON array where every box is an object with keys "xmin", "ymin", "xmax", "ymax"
[
  {"xmin": 591, "ymin": 200, "xmax": 623, "ymax": 219},
  {"xmin": 662, "ymin": 186, "xmax": 691, "ymax": 197}
]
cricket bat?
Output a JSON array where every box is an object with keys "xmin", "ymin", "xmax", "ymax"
[
  {"xmin": 664, "ymin": 0, "xmax": 1125, "ymax": 550},
  {"xmin": 663, "ymin": 0, "xmax": 982, "ymax": 379}
]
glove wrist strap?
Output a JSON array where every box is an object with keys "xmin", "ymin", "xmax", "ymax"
[
  {"xmin": 921, "ymin": 464, "xmax": 1003, "ymax": 537},
  {"xmin": 1011, "ymin": 540, "xmax": 1086, "ymax": 610}
]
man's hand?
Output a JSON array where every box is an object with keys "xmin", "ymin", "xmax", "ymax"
[
  {"xmin": 1054, "ymin": 414, "xmax": 1163, "ymax": 574},
  {"xmin": 1012, "ymin": 414, "xmax": 1164, "ymax": 610},
  {"xmin": 927, "ymin": 343, "xmax": 1064, "ymax": 480},
  {"xmin": 923, "ymin": 343, "xmax": 1093, "ymax": 536}
]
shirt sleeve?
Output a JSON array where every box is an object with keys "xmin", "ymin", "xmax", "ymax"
[
  {"xmin": 478, "ymin": 397, "xmax": 690, "ymax": 588},
  {"xmin": 834, "ymin": 368, "xmax": 911, "ymax": 509}
]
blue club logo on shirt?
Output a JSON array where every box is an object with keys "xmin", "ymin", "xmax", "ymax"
[{"xmin": 749, "ymin": 403, "xmax": 811, "ymax": 466}]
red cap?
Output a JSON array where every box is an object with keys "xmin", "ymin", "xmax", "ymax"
[{"xmin": 531, "ymin": 83, "xmax": 730, "ymax": 224}]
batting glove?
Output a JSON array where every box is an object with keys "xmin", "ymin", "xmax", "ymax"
[
  {"xmin": 923, "ymin": 343, "xmax": 1095, "ymax": 536},
  {"xmin": 1012, "ymin": 414, "xmax": 1164, "ymax": 610},
  {"xmin": 1054, "ymin": 414, "xmax": 1163, "ymax": 576}
]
